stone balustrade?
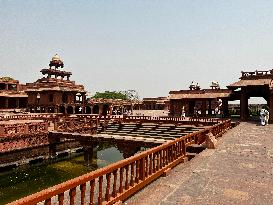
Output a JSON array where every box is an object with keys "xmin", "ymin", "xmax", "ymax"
[
  {"xmin": 8, "ymin": 119, "xmax": 232, "ymax": 205},
  {"xmin": 0, "ymin": 121, "xmax": 48, "ymax": 137}
]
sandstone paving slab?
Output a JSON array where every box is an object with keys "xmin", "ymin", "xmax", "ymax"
[{"xmin": 124, "ymin": 122, "xmax": 273, "ymax": 205}]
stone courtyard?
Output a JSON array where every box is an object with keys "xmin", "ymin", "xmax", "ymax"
[{"xmin": 125, "ymin": 122, "xmax": 273, "ymax": 205}]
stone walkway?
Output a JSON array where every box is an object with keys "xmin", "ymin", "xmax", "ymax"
[{"xmin": 124, "ymin": 122, "xmax": 273, "ymax": 205}]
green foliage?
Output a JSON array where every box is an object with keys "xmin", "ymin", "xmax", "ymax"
[
  {"xmin": 92, "ymin": 90, "xmax": 140, "ymax": 100},
  {"xmin": 0, "ymin": 77, "xmax": 14, "ymax": 81},
  {"xmin": 92, "ymin": 91, "xmax": 128, "ymax": 100}
]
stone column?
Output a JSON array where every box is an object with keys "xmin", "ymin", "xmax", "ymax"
[
  {"xmin": 269, "ymin": 90, "xmax": 273, "ymax": 124},
  {"xmin": 99, "ymin": 105, "xmax": 103, "ymax": 115},
  {"xmin": 201, "ymin": 100, "xmax": 207, "ymax": 116},
  {"xmin": 48, "ymin": 133, "xmax": 60, "ymax": 158},
  {"xmin": 5, "ymin": 84, "xmax": 8, "ymax": 91},
  {"xmin": 82, "ymin": 143, "xmax": 98, "ymax": 167},
  {"xmin": 240, "ymin": 87, "xmax": 248, "ymax": 121},
  {"xmin": 208, "ymin": 100, "xmax": 212, "ymax": 115},
  {"xmin": 222, "ymin": 99, "xmax": 229, "ymax": 117}
]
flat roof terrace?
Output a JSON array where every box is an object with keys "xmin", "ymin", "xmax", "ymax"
[{"xmin": 125, "ymin": 122, "xmax": 273, "ymax": 205}]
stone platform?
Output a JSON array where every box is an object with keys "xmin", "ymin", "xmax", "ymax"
[{"xmin": 124, "ymin": 122, "xmax": 273, "ymax": 205}]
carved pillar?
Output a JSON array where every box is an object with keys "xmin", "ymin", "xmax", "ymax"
[
  {"xmin": 240, "ymin": 87, "xmax": 248, "ymax": 121},
  {"xmin": 5, "ymin": 84, "xmax": 8, "ymax": 90},
  {"xmin": 73, "ymin": 106, "xmax": 75, "ymax": 114},
  {"xmin": 201, "ymin": 100, "xmax": 207, "ymax": 116},
  {"xmin": 222, "ymin": 99, "xmax": 229, "ymax": 117}
]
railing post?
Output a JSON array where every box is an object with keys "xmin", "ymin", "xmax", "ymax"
[
  {"xmin": 69, "ymin": 187, "xmax": 76, "ymax": 205},
  {"xmin": 139, "ymin": 158, "xmax": 145, "ymax": 180},
  {"xmin": 80, "ymin": 183, "xmax": 86, "ymax": 205}
]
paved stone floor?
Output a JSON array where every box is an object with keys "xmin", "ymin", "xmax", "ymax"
[{"xmin": 124, "ymin": 122, "xmax": 273, "ymax": 205}]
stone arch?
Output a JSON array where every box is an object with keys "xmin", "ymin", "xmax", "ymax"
[{"xmin": 75, "ymin": 106, "xmax": 83, "ymax": 114}]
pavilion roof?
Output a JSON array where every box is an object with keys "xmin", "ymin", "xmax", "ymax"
[
  {"xmin": 169, "ymin": 89, "xmax": 232, "ymax": 100},
  {"xmin": 142, "ymin": 97, "xmax": 169, "ymax": 104},
  {"xmin": 25, "ymin": 78, "xmax": 86, "ymax": 93},
  {"xmin": 227, "ymin": 79, "xmax": 272, "ymax": 88}
]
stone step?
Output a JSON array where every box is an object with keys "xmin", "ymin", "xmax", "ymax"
[{"xmin": 186, "ymin": 144, "xmax": 205, "ymax": 154}]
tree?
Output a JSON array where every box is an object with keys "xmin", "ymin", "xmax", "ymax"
[
  {"xmin": 92, "ymin": 91, "xmax": 128, "ymax": 100},
  {"xmin": 92, "ymin": 90, "xmax": 140, "ymax": 101},
  {"xmin": 122, "ymin": 90, "xmax": 139, "ymax": 101}
]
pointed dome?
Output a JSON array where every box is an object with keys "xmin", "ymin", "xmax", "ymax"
[
  {"xmin": 52, "ymin": 54, "xmax": 61, "ymax": 61},
  {"xmin": 49, "ymin": 54, "xmax": 64, "ymax": 69}
]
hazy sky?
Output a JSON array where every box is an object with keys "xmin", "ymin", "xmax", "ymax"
[{"xmin": 1, "ymin": 1, "xmax": 273, "ymax": 100}]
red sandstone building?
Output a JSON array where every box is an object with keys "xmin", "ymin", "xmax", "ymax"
[
  {"xmin": 168, "ymin": 69, "xmax": 273, "ymax": 123},
  {"xmin": 0, "ymin": 77, "xmax": 28, "ymax": 110},
  {"xmin": 25, "ymin": 55, "xmax": 86, "ymax": 114},
  {"xmin": 141, "ymin": 97, "xmax": 169, "ymax": 110},
  {"xmin": 169, "ymin": 82, "xmax": 231, "ymax": 117},
  {"xmin": 228, "ymin": 70, "xmax": 273, "ymax": 123}
]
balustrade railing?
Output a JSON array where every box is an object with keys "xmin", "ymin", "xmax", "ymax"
[
  {"xmin": 0, "ymin": 114, "xmax": 62, "ymax": 121},
  {"xmin": 0, "ymin": 122, "xmax": 48, "ymax": 137},
  {"xmin": 8, "ymin": 119, "xmax": 231, "ymax": 205}
]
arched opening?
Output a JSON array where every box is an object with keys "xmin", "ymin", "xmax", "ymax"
[
  {"xmin": 102, "ymin": 104, "xmax": 109, "ymax": 116},
  {"xmin": 85, "ymin": 106, "xmax": 91, "ymax": 114},
  {"xmin": 75, "ymin": 93, "xmax": 82, "ymax": 103},
  {"xmin": 48, "ymin": 107, "xmax": 55, "ymax": 113},
  {"xmin": 67, "ymin": 106, "xmax": 74, "ymax": 114},
  {"xmin": 75, "ymin": 106, "xmax": 83, "ymax": 114},
  {"xmin": 59, "ymin": 106, "xmax": 65, "ymax": 114},
  {"xmin": 93, "ymin": 105, "xmax": 99, "ymax": 114}
]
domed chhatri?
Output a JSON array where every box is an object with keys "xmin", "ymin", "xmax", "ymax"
[
  {"xmin": 52, "ymin": 54, "xmax": 60, "ymax": 61},
  {"xmin": 49, "ymin": 54, "xmax": 64, "ymax": 69}
]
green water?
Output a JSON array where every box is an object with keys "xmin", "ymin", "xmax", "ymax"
[{"xmin": 0, "ymin": 146, "xmax": 124, "ymax": 204}]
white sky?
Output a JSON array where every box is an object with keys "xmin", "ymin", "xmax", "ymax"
[{"xmin": 1, "ymin": 1, "xmax": 273, "ymax": 100}]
